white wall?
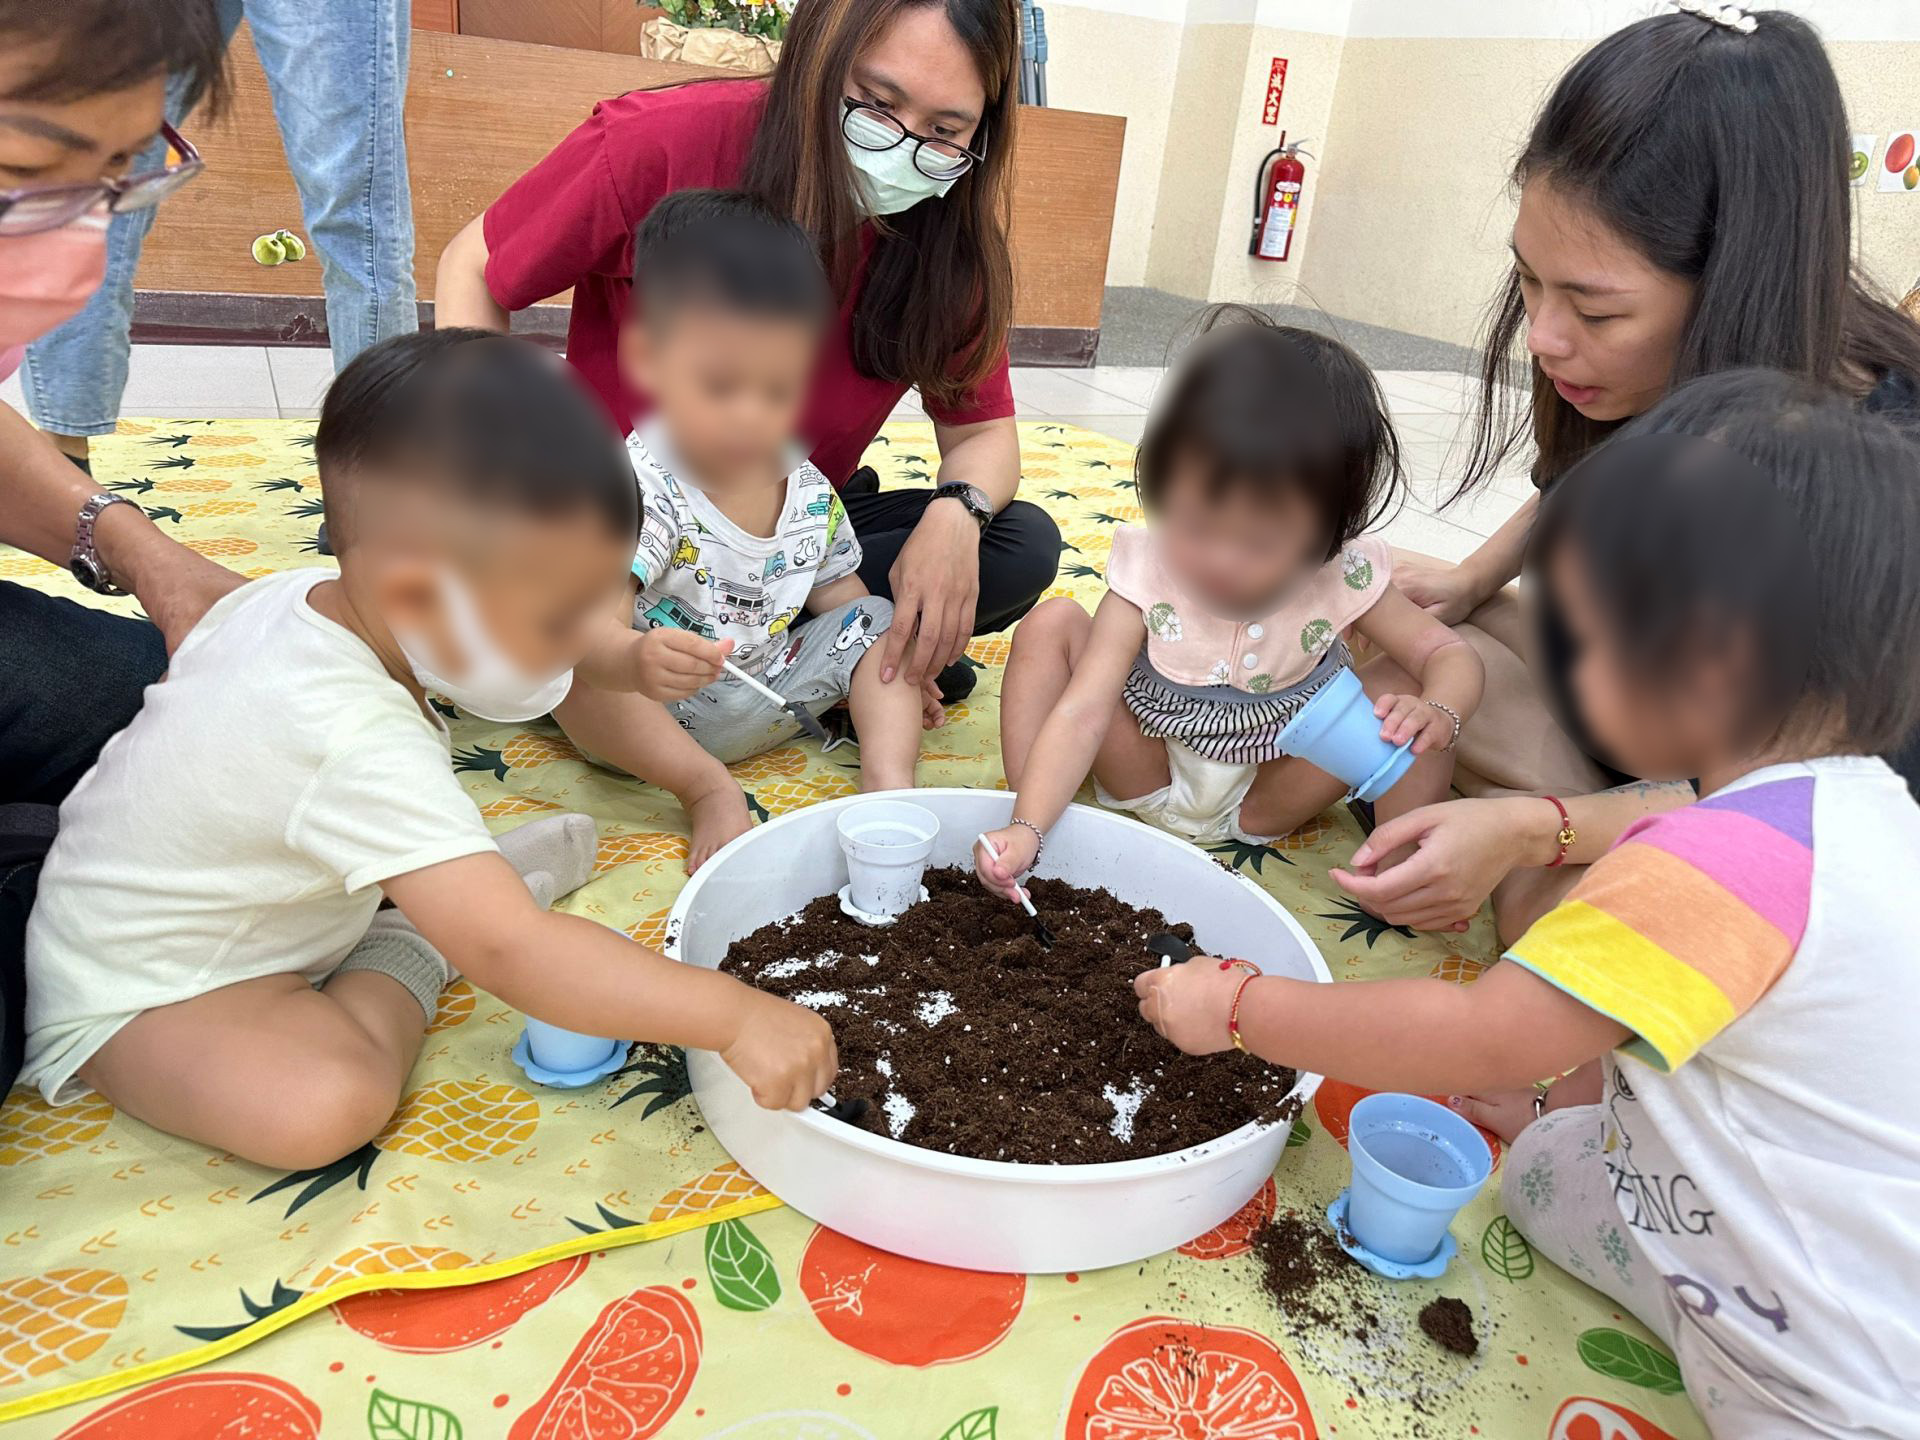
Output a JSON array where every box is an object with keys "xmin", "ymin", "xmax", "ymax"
[{"xmin": 1045, "ymin": 0, "xmax": 1920, "ymax": 340}]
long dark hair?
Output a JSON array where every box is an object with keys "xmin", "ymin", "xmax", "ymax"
[
  {"xmin": 739, "ymin": 0, "xmax": 1017, "ymax": 410},
  {"xmin": 1457, "ymin": 9, "xmax": 1920, "ymax": 499},
  {"xmin": 1534, "ymin": 370, "xmax": 1920, "ymax": 756}
]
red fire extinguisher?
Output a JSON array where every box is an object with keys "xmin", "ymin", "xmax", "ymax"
[{"xmin": 1249, "ymin": 133, "xmax": 1312, "ymax": 262}]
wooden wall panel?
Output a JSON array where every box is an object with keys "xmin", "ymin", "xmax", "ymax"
[
  {"xmin": 139, "ymin": 27, "xmax": 1123, "ymax": 335},
  {"xmin": 411, "ymin": 0, "xmax": 459, "ymax": 34},
  {"xmin": 458, "ymin": 0, "xmax": 599, "ymax": 50}
]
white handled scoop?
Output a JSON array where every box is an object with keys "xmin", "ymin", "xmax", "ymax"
[
  {"xmin": 975, "ymin": 832, "xmax": 1056, "ymax": 949},
  {"xmin": 722, "ymin": 656, "xmax": 831, "ymax": 746}
]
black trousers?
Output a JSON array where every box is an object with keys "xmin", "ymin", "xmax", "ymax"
[
  {"xmin": 843, "ymin": 488, "xmax": 1063, "ymax": 636},
  {"xmin": 1, "ymin": 582, "xmax": 168, "ymax": 1092}
]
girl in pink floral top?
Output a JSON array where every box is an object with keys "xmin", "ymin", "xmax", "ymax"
[{"xmin": 978, "ymin": 314, "xmax": 1485, "ymax": 887}]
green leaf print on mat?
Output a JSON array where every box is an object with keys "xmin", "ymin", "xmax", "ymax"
[
  {"xmin": 706, "ymin": 1217, "xmax": 783, "ymax": 1311},
  {"xmin": 937, "ymin": 1406, "xmax": 999, "ymax": 1440},
  {"xmin": 368, "ymin": 1388, "xmax": 463, "ymax": 1440},
  {"xmin": 1287, "ymin": 1118, "xmax": 1312, "ymax": 1147},
  {"xmin": 1480, "ymin": 1216, "xmax": 1535, "ymax": 1281},
  {"xmin": 1577, "ymin": 1327, "xmax": 1686, "ymax": 1394}
]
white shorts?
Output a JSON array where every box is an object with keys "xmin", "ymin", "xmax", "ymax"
[{"xmin": 1094, "ymin": 738, "xmax": 1272, "ymax": 845}]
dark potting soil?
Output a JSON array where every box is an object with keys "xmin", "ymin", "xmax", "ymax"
[
  {"xmin": 1418, "ymin": 1295, "xmax": 1477, "ymax": 1357},
  {"xmin": 721, "ymin": 867, "xmax": 1298, "ymax": 1164},
  {"xmin": 1252, "ymin": 1211, "xmax": 1382, "ymax": 1343}
]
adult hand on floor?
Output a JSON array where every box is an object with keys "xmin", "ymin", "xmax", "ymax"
[
  {"xmin": 878, "ymin": 499, "xmax": 979, "ymax": 687},
  {"xmin": 1330, "ymin": 796, "xmax": 1535, "ymax": 932}
]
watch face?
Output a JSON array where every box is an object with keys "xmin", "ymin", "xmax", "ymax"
[{"xmin": 70, "ymin": 555, "xmax": 104, "ymax": 590}]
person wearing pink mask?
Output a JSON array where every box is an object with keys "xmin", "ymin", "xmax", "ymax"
[{"xmin": 1, "ymin": 0, "xmax": 244, "ymax": 1093}]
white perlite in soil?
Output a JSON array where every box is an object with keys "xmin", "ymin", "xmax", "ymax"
[
  {"xmin": 916, "ymin": 990, "xmax": 957, "ymax": 1027},
  {"xmin": 1103, "ymin": 1078, "xmax": 1152, "ymax": 1143}
]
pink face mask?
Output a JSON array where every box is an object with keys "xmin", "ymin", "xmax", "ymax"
[{"xmin": 0, "ymin": 205, "xmax": 110, "ymax": 381}]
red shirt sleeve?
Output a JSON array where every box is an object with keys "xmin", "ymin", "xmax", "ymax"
[
  {"xmin": 924, "ymin": 345, "xmax": 1015, "ymax": 426},
  {"xmin": 483, "ymin": 104, "xmax": 639, "ymax": 312}
]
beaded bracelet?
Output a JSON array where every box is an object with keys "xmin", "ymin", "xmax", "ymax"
[
  {"xmin": 1217, "ymin": 958, "xmax": 1262, "ymax": 1052},
  {"xmin": 1007, "ymin": 817, "xmax": 1045, "ymax": 873},
  {"xmin": 1425, "ymin": 699, "xmax": 1462, "ymax": 752}
]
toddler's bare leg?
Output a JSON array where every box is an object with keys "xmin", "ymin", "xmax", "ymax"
[
  {"xmin": 555, "ymin": 685, "xmax": 749, "ymax": 874},
  {"xmin": 848, "ymin": 648, "xmax": 922, "ymax": 792},
  {"xmin": 1237, "ymin": 755, "xmax": 1346, "ymax": 840},
  {"xmin": 78, "ymin": 969, "xmax": 426, "ymax": 1171},
  {"xmin": 1000, "ymin": 598, "xmax": 1093, "ymax": 787}
]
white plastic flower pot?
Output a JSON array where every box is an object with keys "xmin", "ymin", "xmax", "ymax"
[
  {"xmin": 834, "ymin": 799, "xmax": 938, "ymax": 919},
  {"xmin": 669, "ymin": 788, "xmax": 1333, "ymax": 1273}
]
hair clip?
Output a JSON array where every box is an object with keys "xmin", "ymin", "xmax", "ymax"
[{"xmin": 1670, "ymin": 0, "xmax": 1756, "ymax": 34}]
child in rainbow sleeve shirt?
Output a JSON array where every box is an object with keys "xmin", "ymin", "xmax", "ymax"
[{"xmin": 1134, "ymin": 370, "xmax": 1920, "ymax": 1438}]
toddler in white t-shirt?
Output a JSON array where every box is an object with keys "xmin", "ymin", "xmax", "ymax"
[{"xmin": 22, "ymin": 332, "xmax": 836, "ymax": 1167}]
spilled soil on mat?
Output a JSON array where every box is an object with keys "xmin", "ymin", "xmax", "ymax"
[
  {"xmin": 722, "ymin": 867, "xmax": 1298, "ymax": 1163},
  {"xmin": 1419, "ymin": 1295, "xmax": 1477, "ymax": 1356}
]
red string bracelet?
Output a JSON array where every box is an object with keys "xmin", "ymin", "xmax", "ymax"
[{"xmin": 1217, "ymin": 958, "xmax": 1262, "ymax": 1052}]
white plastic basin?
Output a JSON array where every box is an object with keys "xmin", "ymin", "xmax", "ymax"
[{"xmin": 667, "ymin": 788, "xmax": 1332, "ymax": 1273}]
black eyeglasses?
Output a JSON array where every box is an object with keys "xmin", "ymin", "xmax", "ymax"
[
  {"xmin": 841, "ymin": 99, "xmax": 986, "ymax": 182},
  {"xmin": 0, "ymin": 124, "xmax": 203, "ymax": 237}
]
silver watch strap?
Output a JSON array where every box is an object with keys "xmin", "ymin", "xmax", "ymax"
[{"xmin": 71, "ymin": 492, "xmax": 135, "ymax": 596}]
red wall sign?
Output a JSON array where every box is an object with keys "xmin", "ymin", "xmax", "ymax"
[{"xmin": 1262, "ymin": 57, "xmax": 1288, "ymax": 126}]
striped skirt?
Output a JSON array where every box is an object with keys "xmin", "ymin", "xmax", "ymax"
[{"xmin": 1120, "ymin": 642, "xmax": 1350, "ymax": 765}]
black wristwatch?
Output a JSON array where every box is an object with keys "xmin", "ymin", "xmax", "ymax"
[
  {"xmin": 70, "ymin": 492, "xmax": 135, "ymax": 596},
  {"xmin": 933, "ymin": 481, "xmax": 993, "ymax": 532}
]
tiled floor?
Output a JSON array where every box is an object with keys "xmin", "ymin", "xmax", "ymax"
[{"xmin": 2, "ymin": 347, "xmax": 1530, "ymax": 564}]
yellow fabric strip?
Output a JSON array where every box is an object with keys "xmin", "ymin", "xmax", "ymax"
[{"xmin": 1507, "ymin": 899, "xmax": 1737, "ymax": 1072}]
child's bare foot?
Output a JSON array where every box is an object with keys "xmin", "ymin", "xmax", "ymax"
[{"xmin": 686, "ymin": 784, "xmax": 752, "ymax": 874}]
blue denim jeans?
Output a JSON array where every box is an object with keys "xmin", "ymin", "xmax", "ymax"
[{"xmin": 21, "ymin": 0, "xmax": 415, "ymax": 434}]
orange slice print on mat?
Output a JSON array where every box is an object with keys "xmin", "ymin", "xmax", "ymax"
[
  {"xmin": 334, "ymin": 1253, "xmax": 588, "ymax": 1354},
  {"xmin": 508, "ymin": 1284, "xmax": 700, "ymax": 1440},
  {"xmin": 55, "ymin": 1371, "xmax": 320, "ymax": 1439},
  {"xmin": 798, "ymin": 1227, "xmax": 1024, "ymax": 1367},
  {"xmin": 1177, "ymin": 1177, "xmax": 1277, "ymax": 1260},
  {"xmin": 1312, "ymin": 1079, "xmax": 1502, "ymax": 1171},
  {"xmin": 1548, "ymin": 1397, "xmax": 1677, "ymax": 1440},
  {"xmin": 1064, "ymin": 1316, "xmax": 1318, "ymax": 1440}
]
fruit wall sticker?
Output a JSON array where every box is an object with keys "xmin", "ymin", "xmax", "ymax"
[
  {"xmin": 1880, "ymin": 130, "xmax": 1919, "ymax": 193},
  {"xmin": 1852, "ymin": 133, "xmax": 1878, "ymax": 187},
  {"xmin": 1063, "ymin": 1316, "xmax": 1318, "ymax": 1440}
]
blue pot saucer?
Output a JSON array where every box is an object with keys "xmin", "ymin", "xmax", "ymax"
[
  {"xmin": 1326, "ymin": 1188, "xmax": 1458, "ymax": 1280},
  {"xmin": 512, "ymin": 1029, "xmax": 631, "ymax": 1089},
  {"xmin": 1349, "ymin": 738, "xmax": 1417, "ymax": 804}
]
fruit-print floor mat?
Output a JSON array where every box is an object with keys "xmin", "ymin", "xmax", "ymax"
[{"xmin": 1, "ymin": 417, "xmax": 1705, "ymax": 1439}]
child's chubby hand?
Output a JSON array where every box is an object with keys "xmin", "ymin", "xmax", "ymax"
[
  {"xmin": 1133, "ymin": 956, "xmax": 1246, "ymax": 1055},
  {"xmin": 1374, "ymin": 693, "xmax": 1455, "ymax": 754},
  {"xmin": 634, "ymin": 630, "xmax": 733, "ymax": 703},
  {"xmin": 720, "ymin": 988, "xmax": 839, "ymax": 1111},
  {"xmin": 973, "ymin": 824, "xmax": 1038, "ymax": 902}
]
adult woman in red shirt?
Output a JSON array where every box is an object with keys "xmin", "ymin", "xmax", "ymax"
[{"xmin": 436, "ymin": 0, "xmax": 1059, "ymax": 703}]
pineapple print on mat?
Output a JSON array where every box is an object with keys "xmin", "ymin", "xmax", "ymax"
[
  {"xmin": 746, "ymin": 772, "xmax": 856, "ymax": 821},
  {"xmin": 252, "ymin": 1081, "xmax": 539, "ymax": 1216},
  {"xmin": 482, "ymin": 796, "xmax": 561, "ymax": 820},
  {"xmin": 0, "ymin": 1269, "xmax": 128, "ymax": 1386},
  {"xmin": 595, "ymin": 831, "xmax": 689, "ymax": 875},
  {"xmin": 174, "ymin": 1245, "xmax": 475, "ymax": 1343},
  {"xmin": 454, "ymin": 730, "xmax": 584, "ymax": 781},
  {"xmin": 0, "ymin": 1091, "xmax": 114, "ymax": 1166},
  {"xmin": 649, "ymin": 1162, "xmax": 769, "ymax": 1222}
]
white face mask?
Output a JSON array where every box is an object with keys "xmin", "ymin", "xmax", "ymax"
[
  {"xmin": 393, "ymin": 570, "xmax": 575, "ymax": 723},
  {"xmin": 844, "ymin": 108, "xmax": 964, "ymax": 217}
]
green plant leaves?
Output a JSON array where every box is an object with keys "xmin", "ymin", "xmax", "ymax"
[
  {"xmin": 1576, "ymin": 1327, "xmax": 1685, "ymax": 1394},
  {"xmin": 368, "ymin": 1389, "xmax": 463, "ymax": 1440},
  {"xmin": 1479, "ymin": 1215, "xmax": 1534, "ymax": 1281},
  {"xmin": 938, "ymin": 1407, "xmax": 999, "ymax": 1440},
  {"xmin": 706, "ymin": 1217, "xmax": 782, "ymax": 1311},
  {"xmin": 1287, "ymin": 1117, "xmax": 1312, "ymax": 1147}
]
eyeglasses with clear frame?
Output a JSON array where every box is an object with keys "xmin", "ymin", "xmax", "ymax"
[
  {"xmin": 0, "ymin": 123, "xmax": 203, "ymax": 237},
  {"xmin": 841, "ymin": 99, "xmax": 986, "ymax": 182}
]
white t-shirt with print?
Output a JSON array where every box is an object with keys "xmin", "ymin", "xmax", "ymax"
[
  {"xmin": 626, "ymin": 419, "xmax": 861, "ymax": 678},
  {"xmin": 22, "ymin": 570, "xmax": 498, "ymax": 1104}
]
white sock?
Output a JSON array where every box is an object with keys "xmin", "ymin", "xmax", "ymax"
[{"xmin": 493, "ymin": 813, "xmax": 597, "ymax": 910}]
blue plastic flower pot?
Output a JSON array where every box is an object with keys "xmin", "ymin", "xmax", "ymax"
[
  {"xmin": 1275, "ymin": 665, "xmax": 1416, "ymax": 803},
  {"xmin": 1344, "ymin": 1092, "xmax": 1492, "ymax": 1266},
  {"xmin": 521, "ymin": 1017, "xmax": 624, "ymax": 1082}
]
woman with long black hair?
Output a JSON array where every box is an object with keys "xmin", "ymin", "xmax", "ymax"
[
  {"xmin": 1334, "ymin": 4, "xmax": 1920, "ymax": 947},
  {"xmin": 436, "ymin": 0, "xmax": 1061, "ymax": 704}
]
